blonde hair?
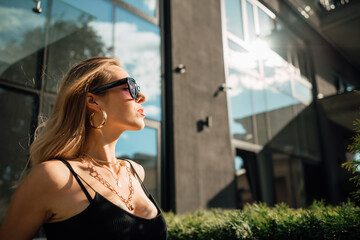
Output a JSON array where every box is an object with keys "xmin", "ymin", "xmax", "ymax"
[{"xmin": 29, "ymin": 57, "xmax": 120, "ymax": 166}]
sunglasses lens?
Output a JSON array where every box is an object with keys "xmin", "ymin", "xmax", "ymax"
[{"xmin": 129, "ymin": 78, "xmax": 139, "ymax": 99}]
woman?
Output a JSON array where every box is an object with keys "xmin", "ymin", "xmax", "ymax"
[{"xmin": 0, "ymin": 57, "xmax": 167, "ymax": 240}]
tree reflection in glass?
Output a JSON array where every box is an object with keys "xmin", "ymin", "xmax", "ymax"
[
  {"xmin": 0, "ymin": 0, "xmax": 48, "ymax": 88},
  {"xmin": 46, "ymin": 0, "xmax": 112, "ymax": 93}
]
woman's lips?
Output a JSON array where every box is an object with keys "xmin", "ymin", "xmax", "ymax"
[{"xmin": 137, "ymin": 108, "xmax": 145, "ymax": 116}]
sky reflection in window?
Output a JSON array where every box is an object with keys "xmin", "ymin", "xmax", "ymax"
[
  {"xmin": 115, "ymin": 7, "xmax": 161, "ymax": 121},
  {"xmin": 122, "ymin": 0, "xmax": 157, "ymax": 17}
]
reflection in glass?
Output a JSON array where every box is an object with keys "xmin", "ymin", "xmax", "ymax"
[
  {"xmin": 122, "ymin": 0, "xmax": 157, "ymax": 17},
  {"xmin": 225, "ymin": 0, "xmax": 244, "ymax": 40},
  {"xmin": 272, "ymin": 155, "xmax": 306, "ymax": 207},
  {"xmin": 297, "ymin": 48, "xmax": 309, "ymax": 79},
  {"xmin": 42, "ymin": 95, "xmax": 56, "ymax": 119},
  {"xmin": 61, "ymin": 0, "xmax": 114, "ymax": 53},
  {"xmin": 263, "ymin": 50, "xmax": 292, "ymax": 94},
  {"xmin": 252, "ymin": 78, "xmax": 268, "ymax": 145},
  {"xmin": 299, "ymin": 105, "xmax": 320, "ymax": 158},
  {"xmin": 246, "ymin": 1, "xmax": 256, "ymax": 43},
  {"xmin": 0, "ymin": 87, "xmax": 38, "ymax": 222},
  {"xmin": 235, "ymin": 150, "xmax": 259, "ymax": 208},
  {"xmin": 228, "ymin": 68, "xmax": 254, "ymax": 143},
  {"xmin": 0, "ymin": 0, "xmax": 48, "ymax": 88},
  {"xmin": 266, "ymin": 86, "xmax": 298, "ymax": 112},
  {"xmin": 46, "ymin": 0, "xmax": 111, "ymax": 92},
  {"xmin": 115, "ymin": 127, "xmax": 159, "ymax": 201},
  {"xmin": 228, "ymin": 40, "xmax": 259, "ymax": 77},
  {"xmin": 255, "ymin": 112, "xmax": 268, "ymax": 145},
  {"xmin": 266, "ymin": 87, "xmax": 298, "ymax": 138},
  {"xmin": 115, "ymin": 7, "xmax": 161, "ymax": 121},
  {"xmin": 234, "ymin": 155, "xmax": 244, "ymax": 171},
  {"xmin": 224, "ymin": 0, "xmax": 319, "ymax": 165},
  {"xmin": 292, "ymin": 77, "xmax": 312, "ymax": 104},
  {"xmin": 258, "ymin": 8, "xmax": 274, "ymax": 39}
]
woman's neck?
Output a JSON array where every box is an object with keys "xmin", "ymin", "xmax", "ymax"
[{"xmin": 82, "ymin": 127, "xmax": 124, "ymax": 164}]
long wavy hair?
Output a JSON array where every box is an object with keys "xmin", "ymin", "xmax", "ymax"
[{"xmin": 29, "ymin": 57, "xmax": 120, "ymax": 166}]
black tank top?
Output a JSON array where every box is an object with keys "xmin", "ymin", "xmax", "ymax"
[{"xmin": 43, "ymin": 159, "xmax": 167, "ymax": 240}]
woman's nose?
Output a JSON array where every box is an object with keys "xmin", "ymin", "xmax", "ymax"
[{"xmin": 136, "ymin": 92, "xmax": 146, "ymax": 103}]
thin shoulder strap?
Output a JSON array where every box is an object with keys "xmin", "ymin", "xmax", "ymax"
[
  {"xmin": 125, "ymin": 160, "xmax": 151, "ymax": 198},
  {"xmin": 125, "ymin": 160, "xmax": 163, "ymax": 212},
  {"xmin": 58, "ymin": 159, "xmax": 93, "ymax": 202}
]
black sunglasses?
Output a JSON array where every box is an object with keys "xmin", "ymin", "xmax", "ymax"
[{"xmin": 89, "ymin": 77, "xmax": 140, "ymax": 100}]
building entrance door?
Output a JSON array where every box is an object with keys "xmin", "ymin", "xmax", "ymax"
[{"xmin": 235, "ymin": 149, "xmax": 261, "ymax": 208}]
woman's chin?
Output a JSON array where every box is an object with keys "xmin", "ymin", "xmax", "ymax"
[{"xmin": 130, "ymin": 120, "xmax": 145, "ymax": 131}]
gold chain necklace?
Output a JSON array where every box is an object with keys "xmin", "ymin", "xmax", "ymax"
[
  {"xmin": 82, "ymin": 156, "xmax": 135, "ymax": 211},
  {"xmin": 87, "ymin": 156, "xmax": 123, "ymax": 187}
]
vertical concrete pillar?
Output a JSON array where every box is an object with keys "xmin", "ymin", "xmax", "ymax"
[{"xmin": 168, "ymin": 0, "xmax": 236, "ymax": 213}]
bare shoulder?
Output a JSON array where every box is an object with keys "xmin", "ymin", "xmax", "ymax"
[
  {"xmin": 0, "ymin": 160, "xmax": 73, "ymax": 239},
  {"xmin": 127, "ymin": 159, "xmax": 145, "ymax": 181},
  {"xmin": 27, "ymin": 159, "xmax": 72, "ymax": 190},
  {"xmin": 10, "ymin": 160, "xmax": 71, "ymax": 211}
]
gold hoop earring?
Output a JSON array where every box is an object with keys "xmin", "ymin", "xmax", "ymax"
[{"xmin": 89, "ymin": 109, "xmax": 107, "ymax": 129}]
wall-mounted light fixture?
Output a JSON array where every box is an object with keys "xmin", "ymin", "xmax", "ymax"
[
  {"xmin": 175, "ymin": 64, "xmax": 186, "ymax": 74},
  {"xmin": 197, "ymin": 116, "xmax": 212, "ymax": 132}
]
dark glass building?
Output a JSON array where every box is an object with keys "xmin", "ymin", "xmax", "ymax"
[{"xmin": 1, "ymin": 1, "xmax": 359, "ymax": 236}]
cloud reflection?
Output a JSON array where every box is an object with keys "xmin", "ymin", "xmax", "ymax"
[
  {"xmin": 0, "ymin": 6, "xmax": 45, "ymax": 47},
  {"xmin": 91, "ymin": 20, "xmax": 161, "ymax": 120}
]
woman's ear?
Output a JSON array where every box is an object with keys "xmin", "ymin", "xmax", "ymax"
[{"xmin": 86, "ymin": 93, "xmax": 99, "ymax": 111}]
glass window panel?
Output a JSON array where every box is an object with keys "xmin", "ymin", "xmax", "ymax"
[
  {"xmin": 228, "ymin": 40, "xmax": 260, "ymax": 77},
  {"xmin": 115, "ymin": 7, "xmax": 161, "ymax": 121},
  {"xmin": 272, "ymin": 155, "xmax": 305, "ymax": 207},
  {"xmin": 266, "ymin": 86, "xmax": 298, "ymax": 112},
  {"xmin": 266, "ymin": 87, "xmax": 298, "ymax": 139},
  {"xmin": 225, "ymin": 0, "xmax": 244, "ymax": 40},
  {"xmin": 271, "ymin": 113, "xmax": 299, "ymax": 152},
  {"xmin": 263, "ymin": 51, "xmax": 292, "ymax": 94},
  {"xmin": 46, "ymin": 0, "xmax": 112, "ymax": 92},
  {"xmin": 293, "ymin": 77, "xmax": 312, "ymax": 104},
  {"xmin": 267, "ymin": 20, "xmax": 289, "ymax": 61},
  {"xmin": 252, "ymin": 78, "xmax": 266, "ymax": 114},
  {"xmin": 258, "ymin": 8, "xmax": 274, "ymax": 39},
  {"xmin": 300, "ymin": 105, "xmax": 320, "ymax": 159},
  {"xmin": 42, "ymin": 95, "xmax": 56, "ymax": 119},
  {"xmin": 122, "ymin": 0, "xmax": 157, "ymax": 17},
  {"xmin": 234, "ymin": 155, "xmax": 244, "ymax": 171},
  {"xmin": 0, "ymin": 0, "xmax": 48, "ymax": 89},
  {"xmin": 115, "ymin": 127, "xmax": 159, "ymax": 201},
  {"xmin": 246, "ymin": 1, "xmax": 256, "ymax": 43},
  {"xmin": 252, "ymin": 78, "xmax": 268, "ymax": 145},
  {"xmin": 235, "ymin": 150, "xmax": 259, "ymax": 208},
  {"xmin": 297, "ymin": 48, "xmax": 309, "ymax": 79},
  {"xmin": 228, "ymin": 68, "xmax": 254, "ymax": 143},
  {"xmin": 0, "ymin": 86, "xmax": 38, "ymax": 222},
  {"xmin": 255, "ymin": 113, "xmax": 268, "ymax": 145}
]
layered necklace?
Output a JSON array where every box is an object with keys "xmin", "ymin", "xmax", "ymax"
[{"xmin": 82, "ymin": 154, "xmax": 135, "ymax": 211}]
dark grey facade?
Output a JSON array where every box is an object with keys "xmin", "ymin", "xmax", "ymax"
[{"xmin": 164, "ymin": 0, "xmax": 236, "ymax": 212}]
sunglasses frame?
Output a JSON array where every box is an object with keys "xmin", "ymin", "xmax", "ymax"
[{"xmin": 89, "ymin": 77, "xmax": 140, "ymax": 100}]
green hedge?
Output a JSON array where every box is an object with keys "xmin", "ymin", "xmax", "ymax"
[{"xmin": 164, "ymin": 201, "xmax": 360, "ymax": 240}]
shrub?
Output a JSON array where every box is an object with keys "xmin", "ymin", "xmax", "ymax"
[
  {"xmin": 342, "ymin": 117, "xmax": 360, "ymax": 202},
  {"xmin": 164, "ymin": 201, "xmax": 360, "ymax": 240}
]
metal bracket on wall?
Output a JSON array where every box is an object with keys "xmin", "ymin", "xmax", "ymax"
[
  {"xmin": 32, "ymin": 0, "xmax": 42, "ymax": 14},
  {"xmin": 214, "ymin": 83, "xmax": 232, "ymax": 97}
]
